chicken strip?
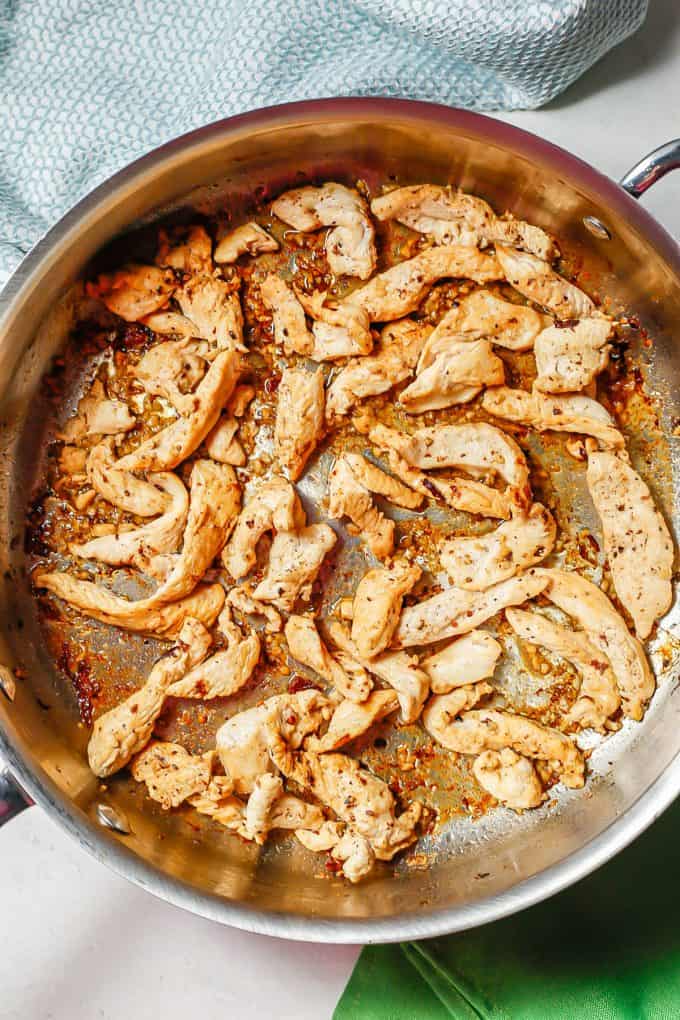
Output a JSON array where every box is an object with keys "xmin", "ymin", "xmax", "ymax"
[
  {"xmin": 88, "ymin": 618, "xmax": 212, "ymax": 776},
  {"xmin": 86, "ymin": 439, "xmax": 170, "ymax": 517},
  {"xmin": 215, "ymin": 689, "xmax": 332, "ymax": 794},
  {"xmin": 294, "ymin": 821, "xmax": 375, "ymax": 882},
  {"xmin": 70, "ymin": 472, "xmax": 189, "ymax": 578},
  {"xmin": 131, "ymin": 741, "xmax": 215, "ymax": 809},
  {"xmin": 214, "ymin": 222, "xmax": 278, "ymax": 264},
  {"xmin": 506, "ymin": 607, "xmax": 620, "ymax": 731},
  {"xmin": 472, "ymin": 749, "xmax": 545, "ymax": 810},
  {"xmin": 327, "ymin": 455, "xmax": 394, "ymax": 560},
  {"xmin": 227, "ymin": 585, "xmax": 283, "ymax": 634},
  {"xmin": 367, "ymin": 422, "xmax": 512, "ymax": 519},
  {"xmin": 440, "ymin": 504, "xmax": 556, "ymax": 591},
  {"xmin": 222, "ymin": 475, "xmax": 304, "ymax": 579},
  {"xmin": 400, "ymin": 337, "xmax": 505, "ymax": 412},
  {"xmin": 87, "ymin": 263, "xmax": 176, "ymax": 321},
  {"xmin": 345, "ymin": 245, "xmax": 503, "ymax": 322},
  {"xmin": 243, "ymin": 774, "xmax": 284, "ymax": 844},
  {"xmin": 428, "ymin": 289, "xmax": 549, "ymax": 352},
  {"xmin": 427, "ymin": 706, "xmax": 585, "ymax": 788},
  {"xmin": 271, "ymin": 182, "xmax": 376, "ymax": 279},
  {"xmin": 285, "ymin": 614, "xmax": 372, "ymax": 702},
  {"xmin": 325, "ymin": 320, "xmax": 431, "ymax": 423},
  {"xmin": 377, "ymin": 421, "xmax": 531, "ymax": 513},
  {"xmin": 252, "ymin": 523, "xmax": 337, "ymax": 611},
  {"xmin": 496, "ymin": 246, "xmax": 594, "ymax": 319},
  {"xmin": 155, "ymin": 225, "xmax": 213, "ymax": 275},
  {"xmin": 266, "ymin": 725, "xmax": 421, "ymax": 860},
  {"xmin": 327, "ymin": 620, "xmax": 429, "ymax": 724},
  {"xmin": 421, "ymin": 630, "xmax": 502, "ymax": 693},
  {"xmin": 36, "ymin": 460, "xmax": 240, "ymax": 629},
  {"xmin": 176, "ymin": 276, "xmax": 245, "ymax": 351},
  {"xmin": 58, "ymin": 379, "xmax": 135, "ymax": 442},
  {"xmin": 351, "ymin": 559, "xmax": 422, "ymax": 658},
  {"xmin": 260, "ymin": 274, "xmax": 314, "ymax": 356},
  {"xmin": 534, "ymin": 318, "xmax": 612, "ymax": 393},
  {"xmin": 422, "ymin": 681, "xmax": 494, "ymax": 737},
  {"xmin": 115, "ymin": 349, "xmax": 241, "ymax": 472},
  {"xmin": 202, "ymin": 415, "xmax": 245, "ymax": 466},
  {"xmin": 535, "ymin": 568, "xmax": 654, "ymax": 721},
  {"xmin": 586, "ymin": 450, "xmax": 674, "ymax": 640},
  {"xmin": 274, "ymin": 367, "xmax": 325, "ymax": 481},
  {"xmin": 294, "ymin": 290, "xmax": 374, "ymax": 360},
  {"xmin": 141, "ymin": 311, "xmax": 204, "ymax": 339},
  {"xmin": 169, "ymin": 624, "xmax": 261, "ymax": 701},
  {"xmin": 482, "ymin": 386, "xmax": 625, "ymax": 450},
  {"xmin": 305, "ymin": 690, "xmax": 399, "ymax": 752},
  {"xmin": 393, "ymin": 572, "xmax": 549, "ymax": 648},
  {"xmin": 342, "ymin": 453, "xmax": 423, "ymax": 510},
  {"xmin": 371, "ymin": 185, "xmax": 554, "ymax": 259},
  {"xmin": 132, "ymin": 338, "xmax": 209, "ymax": 414}
]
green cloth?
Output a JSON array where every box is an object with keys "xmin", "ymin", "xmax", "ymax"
[{"xmin": 335, "ymin": 800, "xmax": 680, "ymax": 1019}]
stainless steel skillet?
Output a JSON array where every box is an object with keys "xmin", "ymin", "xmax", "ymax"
[{"xmin": 0, "ymin": 98, "xmax": 679, "ymax": 944}]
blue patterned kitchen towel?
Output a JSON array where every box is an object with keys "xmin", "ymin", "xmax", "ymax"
[{"xmin": 0, "ymin": 0, "xmax": 648, "ymax": 284}]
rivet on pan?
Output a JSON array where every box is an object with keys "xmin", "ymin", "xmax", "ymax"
[
  {"xmin": 96, "ymin": 803, "xmax": 131, "ymax": 835},
  {"xmin": 0, "ymin": 665, "xmax": 16, "ymax": 702},
  {"xmin": 583, "ymin": 215, "xmax": 612, "ymax": 240}
]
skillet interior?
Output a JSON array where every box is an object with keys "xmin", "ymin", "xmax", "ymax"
[{"xmin": 0, "ymin": 100, "xmax": 679, "ymax": 940}]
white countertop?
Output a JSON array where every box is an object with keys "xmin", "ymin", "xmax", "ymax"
[{"xmin": 3, "ymin": 5, "xmax": 680, "ymax": 1018}]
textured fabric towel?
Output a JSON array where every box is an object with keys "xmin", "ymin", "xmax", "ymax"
[
  {"xmin": 334, "ymin": 799, "xmax": 680, "ymax": 1019},
  {"xmin": 0, "ymin": 0, "xmax": 647, "ymax": 284}
]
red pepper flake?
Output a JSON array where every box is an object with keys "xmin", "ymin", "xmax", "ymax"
[
  {"xmin": 288, "ymin": 673, "xmax": 320, "ymax": 694},
  {"xmin": 264, "ymin": 373, "xmax": 281, "ymax": 396}
]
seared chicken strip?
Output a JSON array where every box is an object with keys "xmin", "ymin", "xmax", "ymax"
[
  {"xmin": 426, "ymin": 706, "xmax": 585, "ymax": 789},
  {"xmin": 371, "ymin": 185, "xmax": 554, "ymax": 260},
  {"xmin": 376, "ymin": 421, "xmax": 531, "ymax": 513},
  {"xmin": 155, "ymin": 225, "xmax": 213, "ymax": 275},
  {"xmin": 327, "ymin": 455, "xmax": 395, "ymax": 560},
  {"xmin": 325, "ymin": 320, "xmax": 431, "ymax": 423},
  {"xmin": 441, "ymin": 504, "xmax": 556, "ymax": 590},
  {"xmin": 266, "ymin": 724, "xmax": 421, "ymax": 860},
  {"xmin": 394, "ymin": 572, "xmax": 549, "ymax": 648},
  {"xmin": 587, "ymin": 450, "xmax": 673, "ymax": 640},
  {"xmin": 295, "ymin": 821, "xmax": 375, "ymax": 883},
  {"xmin": 252, "ymin": 523, "xmax": 337, "ymax": 611},
  {"xmin": 346, "ymin": 245, "xmax": 503, "ymax": 322},
  {"xmin": 88, "ymin": 618, "xmax": 212, "ymax": 776},
  {"xmin": 294, "ymin": 290, "xmax": 374, "ymax": 360},
  {"xmin": 422, "ymin": 630, "xmax": 502, "ymax": 693},
  {"xmin": 260, "ymin": 274, "xmax": 314, "ymax": 356},
  {"xmin": 214, "ymin": 222, "xmax": 278, "ymax": 264},
  {"xmin": 534, "ymin": 318, "xmax": 612, "ymax": 393},
  {"xmin": 88, "ymin": 263, "xmax": 176, "ymax": 321},
  {"xmin": 305, "ymin": 690, "xmax": 399, "ymax": 752},
  {"xmin": 86, "ymin": 439, "xmax": 170, "ymax": 517},
  {"xmin": 222, "ymin": 475, "xmax": 304, "ymax": 579},
  {"xmin": 423, "ymin": 681, "xmax": 494, "ymax": 736},
  {"xmin": 176, "ymin": 276, "xmax": 245, "ymax": 351},
  {"xmin": 132, "ymin": 339, "xmax": 209, "ymax": 414},
  {"xmin": 285, "ymin": 614, "xmax": 372, "ymax": 702},
  {"xmin": 243, "ymin": 774, "xmax": 284, "ymax": 844},
  {"xmin": 342, "ymin": 452, "xmax": 423, "ymax": 510},
  {"xmin": 216, "ymin": 689, "xmax": 332, "ymax": 794},
  {"xmin": 131, "ymin": 741, "xmax": 214, "ymax": 809},
  {"xmin": 170, "ymin": 619, "xmax": 261, "ymax": 701},
  {"xmin": 400, "ymin": 337, "xmax": 505, "ymax": 412},
  {"xmin": 141, "ymin": 311, "xmax": 206, "ymax": 339},
  {"xmin": 58, "ymin": 379, "xmax": 135, "ymax": 442},
  {"xmin": 271, "ymin": 183, "xmax": 376, "ymax": 279},
  {"xmin": 116, "ymin": 349, "xmax": 241, "ymax": 472},
  {"xmin": 366, "ymin": 422, "xmax": 512, "ymax": 519},
  {"xmin": 482, "ymin": 386, "xmax": 625, "ymax": 450},
  {"xmin": 507, "ymin": 607, "xmax": 620, "ymax": 731},
  {"xmin": 428, "ymin": 289, "xmax": 549, "ymax": 352},
  {"xmin": 327, "ymin": 620, "xmax": 429, "ymax": 724},
  {"xmin": 70, "ymin": 472, "xmax": 189, "ymax": 578},
  {"xmin": 202, "ymin": 415, "xmax": 245, "ymax": 466},
  {"xmin": 274, "ymin": 367, "xmax": 325, "ymax": 481},
  {"xmin": 535, "ymin": 568, "xmax": 654, "ymax": 721},
  {"xmin": 496, "ymin": 246, "xmax": 594, "ymax": 319},
  {"xmin": 351, "ymin": 559, "xmax": 422, "ymax": 658},
  {"xmin": 472, "ymin": 749, "xmax": 545, "ymax": 810},
  {"xmin": 227, "ymin": 585, "xmax": 283, "ymax": 634},
  {"xmin": 36, "ymin": 460, "xmax": 240, "ymax": 629}
]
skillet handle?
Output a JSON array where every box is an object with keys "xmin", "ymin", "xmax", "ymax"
[
  {"xmin": 620, "ymin": 140, "xmax": 680, "ymax": 198},
  {"xmin": 0, "ymin": 765, "xmax": 32, "ymax": 826}
]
